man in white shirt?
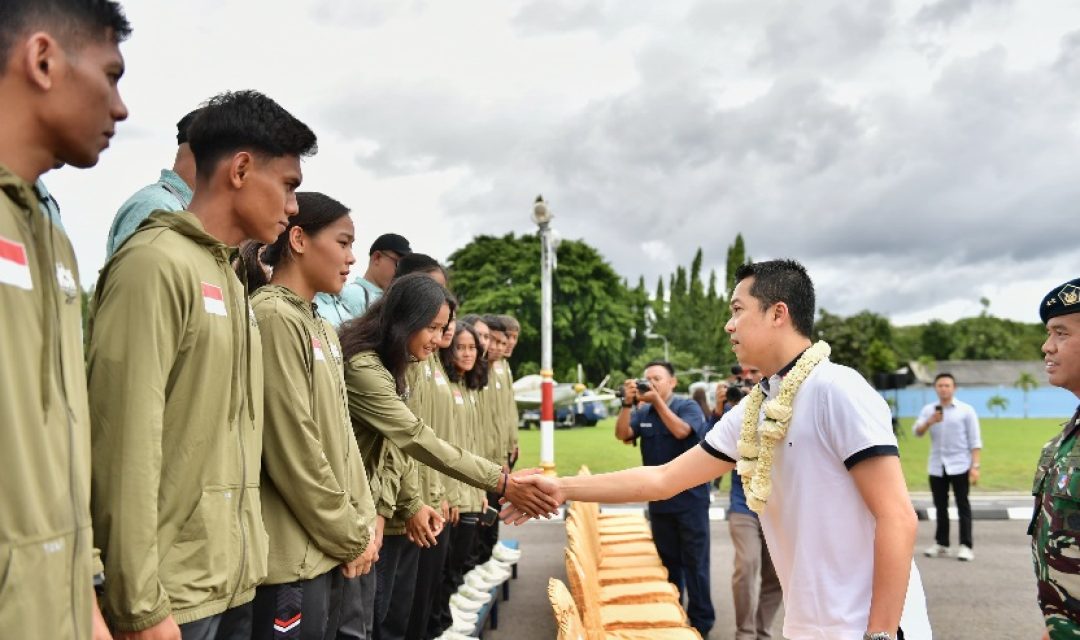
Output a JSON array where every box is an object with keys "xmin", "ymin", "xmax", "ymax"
[
  {"xmin": 509, "ymin": 259, "xmax": 931, "ymax": 640},
  {"xmin": 913, "ymin": 373, "xmax": 982, "ymax": 561}
]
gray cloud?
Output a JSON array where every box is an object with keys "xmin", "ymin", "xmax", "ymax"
[
  {"xmin": 913, "ymin": 0, "xmax": 1013, "ymax": 28},
  {"xmin": 314, "ymin": 0, "xmax": 1080, "ymax": 321}
]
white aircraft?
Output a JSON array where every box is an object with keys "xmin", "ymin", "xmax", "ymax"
[{"xmin": 513, "ymin": 365, "xmax": 618, "ymax": 428}]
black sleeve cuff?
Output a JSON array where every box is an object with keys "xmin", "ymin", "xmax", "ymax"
[
  {"xmin": 844, "ymin": 444, "xmax": 899, "ymax": 470},
  {"xmin": 700, "ymin": 441, "xmax": 736, "ymax": 463}
]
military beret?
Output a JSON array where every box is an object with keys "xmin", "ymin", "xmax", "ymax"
[{"xmin": 1040, "ymin": 277, "xmax": 1080, "ymax": 324}]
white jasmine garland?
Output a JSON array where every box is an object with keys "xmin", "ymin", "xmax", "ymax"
[{"xmin": 738, "ymin": 341, "xmax": 831, "ymax": 514}]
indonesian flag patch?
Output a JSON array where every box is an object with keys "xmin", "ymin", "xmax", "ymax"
[
  {"xmin": 312, "ymin": 337, "xmax": 326, "ymax": 362},
  {"xmin": 453, "ymin": 389, "xmax": 464, "ymax": 405},
  {"xmin": 0, "ymin": 235, "xmax": 32, "ymax": 291},
  {"xmin": 434, "ymin": 367, "xmax": 447, "ymax": 386},
  {"xmin": 201, "ymin": 282, "xmax": 227, "ymax": 316}
]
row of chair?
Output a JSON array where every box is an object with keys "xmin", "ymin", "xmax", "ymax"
[{"xmin": 547, "ymin": 468, "xmax": 703, "ymax": 640}]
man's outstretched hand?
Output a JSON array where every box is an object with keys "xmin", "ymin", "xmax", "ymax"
[{"xmin": 500, "ymin": 470, "xmax": 563, "ymax": 525}]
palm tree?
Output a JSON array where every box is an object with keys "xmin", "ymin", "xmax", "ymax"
[
  {"xmin": 987, "ymin": 394, "xmax": 1009, "ymax": 418},
  {"xmin": 1015, "ymin": 372, "xmax": 1039, "ymax": 419}
]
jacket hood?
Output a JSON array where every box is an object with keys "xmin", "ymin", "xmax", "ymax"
[
  {"xmin": 139, "ymin": 210, "xmax": 235, "ymax": 262},
  {"xmin": 253, "ymin": 284, "xmax": 316, "ymax": 317}
]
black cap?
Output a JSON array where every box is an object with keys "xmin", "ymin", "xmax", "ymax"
[
  {"xmin": 369, "ymin": 233, "xmax": 412, "ymax": 256},
  {"xmin": 176, "ymin": 108, "xmax": 204, "ymax": 146},
  {"xmin": 1040, "ymin": 277, "xmax": 1080, "ymax": 324}
]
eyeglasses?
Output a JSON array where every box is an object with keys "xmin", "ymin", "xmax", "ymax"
[{"xmin": 378, "ymin": 250, "xmax": 401, "ymax": 265}]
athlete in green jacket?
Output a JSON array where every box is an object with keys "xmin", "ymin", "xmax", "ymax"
[
  {"xmin": 246, "ymin": 192, "xmax": 379, "ymax": 639},
  {"xmin": 0, "ymin": 4, "xmax": 130, "ymax": 638},
  {"xmin": 88, "ymin": 91, "xmax": 317, "ymax": 637}
]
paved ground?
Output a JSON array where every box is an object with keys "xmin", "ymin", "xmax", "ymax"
[{"xmin": 482, "ymin": 517, "xmax": 1045, "ymax": 639}]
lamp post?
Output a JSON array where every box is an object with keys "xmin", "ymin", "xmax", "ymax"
[
  {"xmin": 533, "ymin": 195, "xmax": 557, "ymax": 476},
  {"xmin": 646, "ymin": 332, "xmax": 670, "ymax": 362}
]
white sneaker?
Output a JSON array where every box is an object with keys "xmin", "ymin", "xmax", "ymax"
[
  {"xmin": 457, "ymin": 584, "xmax": 492, "ymax": 603},
  {"xmin": 481, "ymin": 558, "xmax": 512, "ymax": 573},
  {"xmin": 957, "ymin": 545, "xmax": 974, "ymax": 561},
  {"xmin": 437, "ymin": 632, "xmax": 472, "ymax": 640},
  {"xmin": 474, "ymin": 563, "xmax": 510, "ymax": 582},
  {"xmin": 451, "ymin": 608, "xmax": 478, "ymax": 624},
  {"xmin": 449, "ymin": 593, "xmax": 484, "ymax": 612},
  {"xmin": 923, "ymin": 544, "xmax": 949, "ymax": 558},
  {"xmin": 450, "ymin": 619, "xmax": 475, "ymax": 635},
  {"xmin": 465, "ymin": 572, "xmax": 500, "ymax": 592},
  {"xmin": 492, "ymin": 544, "xmax": 521, "ymax": 563}
]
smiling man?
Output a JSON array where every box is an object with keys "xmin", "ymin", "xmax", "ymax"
[
  {"xmin": 512, "ymin": 259, "xmax": 931, "ymax": 640},
  {"xmin": 1029, "ymin": 276, "xmax": 1080, "ymax": 639},
  {"xmin": 87, "ymin": 90, "xmax": 317, "ymax": 640},
  {"xmin": 0, "ymin": 2, "xmax": 130, "ymax": 638}
]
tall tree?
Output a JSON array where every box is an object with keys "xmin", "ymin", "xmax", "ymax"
[
  {"xmin": 447, "ymin": 233, "xmax": 635, "ymax": 384},
  {"xmin": 725, "ymin": 233, "xmax": 746, "ymax": 293}
]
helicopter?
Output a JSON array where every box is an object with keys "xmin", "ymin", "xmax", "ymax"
[{"xmin": 513, "ymin": 364, "xmax": 618, "ymax": 429}]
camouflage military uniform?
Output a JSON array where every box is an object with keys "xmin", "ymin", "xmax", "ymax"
[{"xmin": 1031, "ymin": 406, "xmax": 1080, "ymax": 637}]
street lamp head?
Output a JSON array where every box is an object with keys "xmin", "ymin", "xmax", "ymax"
[{"xmin": 532, "ymin": 194, "xmax": 553, "ymax": 225}]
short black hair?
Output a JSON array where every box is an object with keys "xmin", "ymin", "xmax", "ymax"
[
  {"xmin": 643, "ymin": 360, "xmax": 675, "ymax": 377},
  {"xmin": 0, "ymin": 0, "xmax": 131, "ymax": 64},
  {"xmin": 175, "ymin": 107, "xmax": 203, "ymax": 145},
  {"xmin": 187, "ymin": 90, "xmax": 317, "ymax": 180},
  {"xmin": 483, "ymin": 315, "xmax": 506, "ymax": 333},
  {"xmin": 934, "ymin": 373, "xmax": 955, "ymax": 384},
  {"xmin": 500, "ymin": 315, "xmax": 520, "ymax": 332},
  {"xmin": 394, "ymin": 253, "xmax": 446, "ymax": 281},
  {"xmin": 733, "ymin": 259, "xmax": 816, "ymax": 338}
]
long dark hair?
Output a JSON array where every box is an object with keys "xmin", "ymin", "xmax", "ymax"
[
  {"xmin": 442, "ymin": 322, "xmax": 487, "ymax": 390},
  {"xmin": 340, "ymin": 273, "xmax": 457, "ymax": 395},
  {"xmin": 240, "ymin": 191, "xmax": 350, "ymax": 289}
]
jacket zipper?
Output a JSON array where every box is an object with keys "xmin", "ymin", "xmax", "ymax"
[{"xmin": 226, "ymin": 267, "xmax": 248, "ymax": 609}]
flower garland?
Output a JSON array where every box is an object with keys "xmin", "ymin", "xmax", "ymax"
[{"xmin": 737, "ymin": 341, "xmax": 831, "ymax": 514}]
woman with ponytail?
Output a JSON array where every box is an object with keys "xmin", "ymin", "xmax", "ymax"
[{"xmin": 248, "ymin": 191, "xmax": 379, "ymax": 640}]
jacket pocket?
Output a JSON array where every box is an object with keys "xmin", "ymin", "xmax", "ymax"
[
  {"xmin": 160, "ymin": 489, "xmax": 234, "ymax": 608},
  {"xmin": 238, "ymin": 485, "xmax": 269, "ymax": 592},
  {"xmin": 0, "ymin": 535, "xmax": 78, "ymax": 637}
]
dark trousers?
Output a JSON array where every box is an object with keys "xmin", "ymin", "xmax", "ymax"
[
  {"xmin": 374, "ymin": 534, "xmax": 420, "ymax": 640},
  {"xmin": 431, "ymin": 517, "xmax": 479, "ymax": 636},
  {"xmin": 405, "ymin": 526, "xmax": 451, "ymax": 640},
  {"xmin": 650, "ymin": 508, "xmax": 715, "ymax": 635},
  {"xmin": 930, "ymin": 468, "xmax": 973, "ymax": 548},
  {"xmin": 468, "ymin": 491, "xmax": 500, "ymax": 568},
  {"xmin": 180, "ymin": 602, "xmax": 252, "ymax": 640},
  {"xmin": 251, "ymin": 569, "xmax": 368, "ymax": 640}
]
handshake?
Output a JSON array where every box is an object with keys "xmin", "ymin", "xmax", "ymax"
[{"xmin": 498, "ymin": 469, "xmax": 565, "ymax": 525}]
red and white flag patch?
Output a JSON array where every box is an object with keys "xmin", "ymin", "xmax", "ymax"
[
  {"xmin": 201, "ymin": 282, "xmax": 227, "ymax": 317},
  {"xmin": 434, "ymin": 367, "xmax": 447, "ymax": 386},
  {"xmin": 453, "ymin": 389, "xmax": 464, "ymax": 405},
  {"xmin": 0, "ymin": 235, "xmax": 32, "ymax": 291},
  {"xmin": 312, "ymin": 337, "xmax": 326, "ymax": 362}
]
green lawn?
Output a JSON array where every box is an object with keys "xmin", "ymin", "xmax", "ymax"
[{"xmin": 516, "ymin": 417, "xmax": 1067, "ymax": 492}]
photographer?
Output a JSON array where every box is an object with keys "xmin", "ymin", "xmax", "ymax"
[
  {"xmin": 613, "ymin": 361, "xmax": 715, "ymax": 637},
  {"xmin": 914, "ymin": 373, "xmax": 982, "ymax": 562}
]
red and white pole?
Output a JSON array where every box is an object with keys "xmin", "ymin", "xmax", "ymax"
[{"xmin": 533, "ymin": 196, "xmax": 557, "ymax": 476}]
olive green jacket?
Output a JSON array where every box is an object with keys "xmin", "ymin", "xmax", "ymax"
[
  {"xmin": 449, "ymin": 380, "xmax": 486, "ymax": 512},
  {"xmin": 344, "ymin": 351, "xmax": 502, "ymax": 502},
  {"xmin": 88, "ymin": 211, "xmax": 267, "ymax": 631},
  {"xmin": 415, "ymin": 358, "xmax": 454, "ymax": 509},
  {"xmin": 492, "ymin": 360, "xmax": 519, "ymax": 460},
  {"xmin": 253, "ymin": 286, "xmax": 374, "ymax": 584},
  {"xmin": 0, "ymin": 166, "xmax": 96, "ymax": 639}
]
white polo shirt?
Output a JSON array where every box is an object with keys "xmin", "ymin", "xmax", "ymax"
[
  {"xmin": 702, "ymin": 359, "xmax": 931, "ymax": 640},
  {"xmin": 914, "ymin": 398, "xmax": 982, "ymax": 476}
]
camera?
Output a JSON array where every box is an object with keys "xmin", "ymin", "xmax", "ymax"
[{"xmin": 614, "ymin": 379, "xmax": 653, "ymax": 398}]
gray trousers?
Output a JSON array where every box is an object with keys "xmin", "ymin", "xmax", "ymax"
[{"xmin": 728, "ymin": 513, "xmax": 782, "ymax": 640}]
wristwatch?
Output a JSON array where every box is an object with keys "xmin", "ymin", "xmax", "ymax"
[{"xmin": 863, "ymin": 633, "xmax": 894, "ymax": 640}]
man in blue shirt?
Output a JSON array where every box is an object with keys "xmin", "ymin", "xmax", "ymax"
[
  {"xmin": 615, "ymin": 360, "xmax": 715, "ymax": 636},
  {"xmin": 315, "ymin": 232, "xmax": 410, "ymax": 327},
  {"xmin": 914, "ymin": 372, "xmax": 982, "ymax": 561},
  {"xmin": 104, "ymin": 107, "xmax": 201, "ymax": 257}
]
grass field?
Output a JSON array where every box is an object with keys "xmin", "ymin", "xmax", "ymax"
[{"xmin": 516, "ymin": 417, "xmax": 1069, "ymax": 492}]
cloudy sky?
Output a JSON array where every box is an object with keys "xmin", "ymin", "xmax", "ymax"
[{"xmin": 45, "ymin": 0, "xmax": 1080, "ymax": 325}]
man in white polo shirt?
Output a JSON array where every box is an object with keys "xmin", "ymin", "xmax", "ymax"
[
  {"xmin": 508, "ymin": 259, "xmax": 931, "ymax": 640},
  {"xmin": 913, "ymin": 373, "xmax": 982, "ymax": 561}
]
